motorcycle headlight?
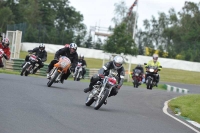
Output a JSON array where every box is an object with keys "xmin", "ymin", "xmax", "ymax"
[
  {"xmin": 149, "ymin": 69, "xmax": 154, "ymax": 72},
  {"xmin": 135, "ymin": 73, "xmax": 139, "ymax": 76}
]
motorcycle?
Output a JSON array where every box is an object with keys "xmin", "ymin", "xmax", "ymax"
[
  {"xmin": 20, "ymin": 53, "xmax": 39, "ymax": 76},
  {"xmin": 73, "ymin": 62, "xmax": 83, "ymax": 81},
  {"xmin": 132, "ymin": 69, "xmax": 143, "ymax": 88},
  {"xmin": 144, "ymin": 63, "xmax": 162, "ymax": 90},
  {"xmin": 47, "ymin": 56, "xmax": 71, "ymax": 87},
  {"xmin": 85, "ymin": 69, "xmax": 118, "ymax": 110}
]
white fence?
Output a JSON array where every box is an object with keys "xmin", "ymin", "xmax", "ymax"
[{"xmin": 21, "ymin": 42, "xmax": 200, "ymax": 72}]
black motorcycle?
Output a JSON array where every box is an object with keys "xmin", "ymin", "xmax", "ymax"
[
  {"xmin": 85, "ymin": 69, "xmax": 118, "ymax": 110},
  {"xmin": 144, "ymin": 63, "xmax": 162, "ymax": 90},
  {"xmin": 20, "ymin": 53, "xmax": 39, "ymax": 76}
]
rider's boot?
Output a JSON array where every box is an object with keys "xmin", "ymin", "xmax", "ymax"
[{"xmin": 84, "ymin": 84, "xmax": 93, "ymax": 93}]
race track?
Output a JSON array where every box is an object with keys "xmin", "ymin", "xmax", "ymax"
[{"xmin": 0, "ymin": 74, "xmax": 199, "ymax": 133}]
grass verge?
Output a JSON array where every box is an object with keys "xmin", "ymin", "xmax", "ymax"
[{"xmin": 168, "ymin": 94, "xmax": 200, "ymax": 124}]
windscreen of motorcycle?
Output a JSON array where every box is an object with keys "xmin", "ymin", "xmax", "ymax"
[
  {"xmin": 29, "ymin": 55, "xmax": 37, "ymax": 61},
  {"xmin": 59, "ymin": 56, "xmax": 71, "ymax": 68}
]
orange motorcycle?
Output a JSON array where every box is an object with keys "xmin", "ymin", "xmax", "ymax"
[{"xmin": 47, "ymin": 56, "xmax": 71, "ymax": 87}]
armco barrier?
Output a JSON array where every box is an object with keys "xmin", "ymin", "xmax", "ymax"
[
  {"xmin": 4, "ymin": 59, "xmax": 91, "ymax": 78},
  {"xmin": 163, "ymin": 84, "xmax": 189, "ymax": 94}
]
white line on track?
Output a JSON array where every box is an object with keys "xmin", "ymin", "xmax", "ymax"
[{"xmin": 163, "ymin": 99, "xmax": 200, "ymax": 133}]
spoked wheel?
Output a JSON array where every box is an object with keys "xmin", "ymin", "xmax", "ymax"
[
  {"xmin": 20, "ymin": 64, "xmax": 29, "ymax": 76},
  {"xmin": 94, "ymin": 89, "xmax": 109, "ymax": 110},
  {"xmin": 47, "ymin": 71, "xmax": 60, "ymax": 87},
  {"xmin": 85, "ymin": 92, "xmax": 95, "ymax": 106}
]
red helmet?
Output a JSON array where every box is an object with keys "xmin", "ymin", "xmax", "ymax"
[
  {"xmin": 65, "ymin": 44, "xmax": 70, "ymax": 48},
  {"xmin": 2, "ymin": 37, "xmax": 10, "ymax": 47}
]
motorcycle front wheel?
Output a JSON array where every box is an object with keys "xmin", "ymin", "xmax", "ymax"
[
  {"xmin": 94, "ymin": 89, "xmax": 109, "ymax": 110},
  {"xmin": 85, "ymin": 93, "xmax": 95, "ymax": 106},
  {"xmin": 146, "ymin": 78, "xmax": 153, "ymax": 90},
  {"xmin": 134, "ymin": 78, "xmax": 139, "ymax": 88},
  {"xmin": 20, "ymin": 63, "xmax": 30, "ymax": 76},
  {"xmin": 47, "ymin": 71, "xmax": 60, "ymax": 87}
]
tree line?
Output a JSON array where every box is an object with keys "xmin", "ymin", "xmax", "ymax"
[{"xmin": 0, "ymin": 0, "xmax": 199, "ymax": 62}]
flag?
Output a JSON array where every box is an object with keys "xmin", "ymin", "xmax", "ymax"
[{"xmin": 127, "ymin": 0, "xmax": 138, "ymax": 16}]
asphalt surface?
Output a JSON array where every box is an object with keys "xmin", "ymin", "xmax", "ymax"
[{"xmin": 0, "ymin": 73, "xmax": 199, "ymax": 133}]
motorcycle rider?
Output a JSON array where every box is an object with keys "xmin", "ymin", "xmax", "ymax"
[
  {"xmin": 46, "ymin": 43, "xmax": 78, "ymax": 83},
  {"xmin": 75, "ymin": 54, "xmax": 87, "ymax": 79},
  {"xmin": 84, "ymin": 55, "xmax": 125, "ymax": 104},
  {"xmin": 0, "ymin": 37, "xmax": 11, "ymax": 68},
  {"xmin": 132, "ymin": 64, "xmax": 144, "ymax": 83},
  {"xmin": 22, "ymin": 43, "xmax": 47, "ymax": 74},
  {"xmin": 145, "ymin": 54, "xmax": 162, "ymax": 86}
]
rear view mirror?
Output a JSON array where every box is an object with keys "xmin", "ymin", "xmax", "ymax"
[
  {"xmin": 144, "ymin": 63, "xmax": 147, "ymax": 65},
  {"xmin": 159, "ymin": 66, "xmax": 162, "ymax": 68}
]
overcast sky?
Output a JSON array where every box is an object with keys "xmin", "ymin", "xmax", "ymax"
[{"xmin": 70, "ymin": 0, "xmax": 199, "ymax": 31}]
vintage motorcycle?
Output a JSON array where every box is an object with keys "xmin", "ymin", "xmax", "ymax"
[
  {"xmin": 47, "ymin": 56, "xmax": 71, "ymax": 87},
  {"xmin": 20, "ymin": 53, "xmax": 39, "ymax": 76},
  {"xmin": 73, "ymin": 62, "xmax": 83, "ymax": 81},
  {"xmin": 144, "ymin": 63, "xmax": 162, "ymax": 90},
  {"xmin": 132, "ymin": 69, "xmax": 143, "ymax": 88},
  {"xmin": 85, "ymin": 69, "xmax": 118, "ymax": 110}
]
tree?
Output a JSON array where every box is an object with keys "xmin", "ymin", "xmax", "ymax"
[
  {"xmin": 85, "ymin": 36, "xmax": 93, "ymax": 48},
  {"xmin": 104, "ymin": 23, "xmax": 138, "ymax": 55},
  {"xmin": 0, "ymin": 7, "xmax": 14, "ymax": 32}
]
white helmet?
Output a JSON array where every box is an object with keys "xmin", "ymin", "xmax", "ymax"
[
  {"xmin": 113, "ymin": 55, "xmax": 124, "ymax": 69},
  {"xmin": 69, "ymin": 43, "xmax": 77, "ymax": 54},
  {"xmin": 80, "ymin": 54, "xmax": 84, "ymax": 59},
  {"xmin": 153, "ymin": 54, "xmax": 158, "ymax": 63},
  {"xmin": 39, "ymin": 43, "xmax": 45, "ymax": 51},
  {"xmin": 69, "ymin": 43, "xmax": 77, "ymax": 50}
]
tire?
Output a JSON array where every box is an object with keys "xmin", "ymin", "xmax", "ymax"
[
  {"xmin": 94, "ymin": 89, "xmax": 109, "ymax": 110},
  {"xmin": 47, "ymin": 71, "xmax": 60, "ymax": 87},
  {"xmin": 85, "ymin": 94, "xmax": 95, "ymax": 106},
  {"xmin": 20, "ymin": 63, "xmax": 29, "ymax": 76},
  {"xmin": 25, "ymin": 70, "xmax": 29, "ymax": 76},
  {"xmin": 134, "ymin": 78, "xmax": 138, "ymax": 88},
  {"xmin": 74, "ymin": 72, "xmax": 79, "ymax": 81},
  {"xmin": 147, "ymin": 78, "xmax": 153, "ymax": 90}
]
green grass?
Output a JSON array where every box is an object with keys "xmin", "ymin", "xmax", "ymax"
[{"xmin": 168, "ymin": 94, "xmax": 200, "ymax": 123}]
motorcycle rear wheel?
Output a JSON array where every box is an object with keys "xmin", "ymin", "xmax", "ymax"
[
  {"xmin": 94, "ymin": 89, "xmax": 109, "ymax": 110},
  {"xmin": 47, "ymin": 71, "xmax": 60, "ymax": 87}
]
